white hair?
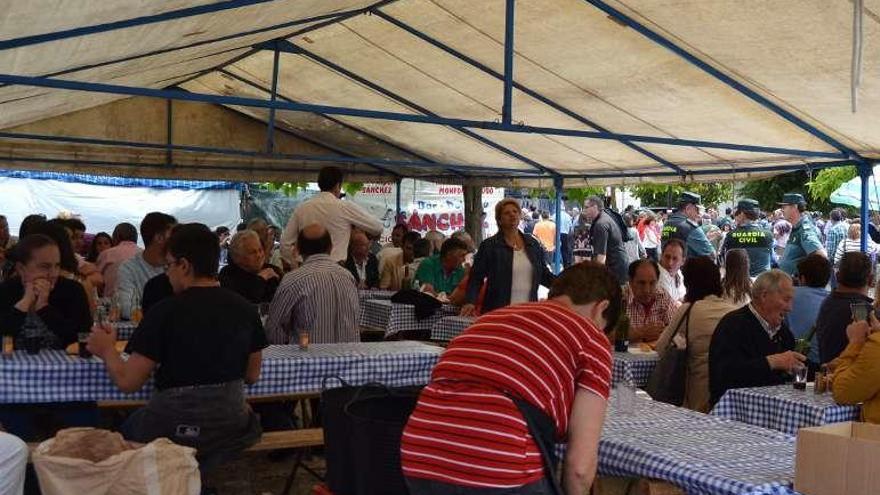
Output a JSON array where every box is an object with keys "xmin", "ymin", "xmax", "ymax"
[
  {"xmin": 750, "ymin": 269, "xmax": 791, "ymax": 301},
  {"xmin": 229, "ymin": 229, "xmax": 261, "ymax": 260}
]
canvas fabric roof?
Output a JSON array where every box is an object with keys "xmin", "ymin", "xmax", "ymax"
[{"xmin": 0, "ymin": 0, "xmax": 877, "ymax": 186}]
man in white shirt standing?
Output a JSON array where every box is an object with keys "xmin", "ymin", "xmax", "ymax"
[
  {"xmin": 658, "ymin": 238, "xmax": 687, "ymax": 303},
  {"xmin": 281, "ymin": 167, "xmax": 383, "ymax": 265}
]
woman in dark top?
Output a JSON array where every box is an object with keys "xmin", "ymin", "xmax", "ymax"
[
  {"xmin": 461, "ymin": 199, "xmax": 555, "ymax": 316},
  {"xmin": 0, "ymin": 234, "xmax": 91, "ymax": 349},
  {"xmin": 86, "ymin": 232, "xmax": 112, "ymax": 263},
  {"xmin": 88, "ymin": 224, "xmax": 266, "ymax": 469}
]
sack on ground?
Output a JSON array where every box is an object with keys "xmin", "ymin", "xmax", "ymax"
[{"xmin": 31, "ymin": 427, "xmax": 201, "ymax": 495}]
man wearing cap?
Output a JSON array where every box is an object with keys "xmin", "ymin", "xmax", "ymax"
[
  {"xmin": 661, "ymin": 191, "xmax": 716, "ymax": 259},
  {"xmin": 778, "ymin": 193, "xmax": 826, "ymax": 276},
  {"xmin": 720, "ymin": 199, "xmax": 773, "ymax": 277}
]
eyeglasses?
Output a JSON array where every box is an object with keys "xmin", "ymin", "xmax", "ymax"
[{"xmin": 163, "ymin": 258, "xmax": 183, "ymax": 271}]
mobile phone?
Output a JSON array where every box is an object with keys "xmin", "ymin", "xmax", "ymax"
[{"xmin": 850, "ymin": 302, "xmax": 871, "ymax": 322}]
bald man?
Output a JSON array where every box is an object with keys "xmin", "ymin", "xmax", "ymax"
[
  {"xmin": 343, "ymin": 230, "xmax": 380, "ymax": 289},
  {"xmin": 265, "ymin": 224, "xmax": 360, "ymax": 344}
]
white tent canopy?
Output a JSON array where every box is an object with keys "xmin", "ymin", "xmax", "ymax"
[{"xmin": 0, "ymin": 0, "xmax": 877, "ymax": 186}]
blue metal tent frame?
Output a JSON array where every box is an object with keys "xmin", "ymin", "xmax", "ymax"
[{"xmin": 1, "ymin": 0, "xmax": 878, "ymax": 265}]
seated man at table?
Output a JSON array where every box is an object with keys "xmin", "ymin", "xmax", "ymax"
[
  {"xmin": 96, "ymin": 222, "xmax": 140, "ymax": 299},
  {"xmin": 116, "ymin": 212, "xmax": 176, "ymax": 319},
  {"xmin": 708, "ymin": 270, "xmax": 804, "ymax": 406},
  {"xmin": 401, "ymin": 261, "xmax": 618, "ymax": 495},
  {"xmin": 265, "ymin": 223, "xmax": 359, "ymax": 344},
  {"xmin": 413, "ymin": 237, "xmax": 468, "ymax": 296},
  {"xmin": 831, "ymin": 314, "xmax": 880, "ymax": 424},
  {"xmin": 380, "ymin": 231, "xmax": 421, "ymax": 291},
  {"xmin": 816, "ymin": 252, "xmax": 873, "ymax": 364},
  {"xmin": 787, "ymin": 253, "xmax": 831, "ymax": 369},
  {"xmin": 342, "ymin": 230, "xmax": 380, "ymax": 289},
  {"xmin": 624, "ymin": 259, "xmax": 676, "ymax": 343},
  {"xmin": 88, "ymin": 223, "xmax": 265, "ymax": 470},
  {"xmin": 219, "ymin": 229, "xmax": 281, "ymax": 304}
]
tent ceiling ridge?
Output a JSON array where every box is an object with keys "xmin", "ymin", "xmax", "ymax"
[
  {"xmin": 582, "ymin": 0, "xmax": 862, "ymax": 161},
  {"xmin": 371, "ymin": 8, "xmax": 685, "ymax": 175}
]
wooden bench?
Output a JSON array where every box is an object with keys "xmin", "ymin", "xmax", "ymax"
[{"xmin": 246, "ymin": 428, "xmax": 325, "ymax": 495}]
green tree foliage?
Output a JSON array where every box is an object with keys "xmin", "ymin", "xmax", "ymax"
[
  {"xmin": 740, "ymin": 167, "xmax": 856, "ymax": 213},
  {"xmin": 630, "ymin": 183, "xmax": 733, "ymax": 208},
  {"xmin": 256, "ymin": 182, "xmax": 364, "ymax": 197},
  {"xmin": 807, "ymin": 166, "xmax": 857, "ymax": 204},
  {"xmin": 527, "ymin": 187, "xmax": 604, "ymax": 203}
]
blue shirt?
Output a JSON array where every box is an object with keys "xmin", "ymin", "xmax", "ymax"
[
  {"xmin": 779, "ymin": 217, "xmax": 823, "ymax": 275},
  {"xmin": 786, "ymin": 286, "xmax": 829, "ymax": 363}
]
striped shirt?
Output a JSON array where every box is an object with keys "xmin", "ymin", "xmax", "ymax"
[
  {"xmin": 400, "ymin": 300, "xmax": 612, "ymax": 489},
  {"xmin": 265, "ymin": 254, "xmax": 360, "ymax": 344},
  {"xmin": 116, "ymin": 252, "xmax": 164, "ymax": 319}
]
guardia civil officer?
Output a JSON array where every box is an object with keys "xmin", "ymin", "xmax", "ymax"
[
  {"xmin": 661, "ymin": 191, "xmax": 715, "ymax": 259},
  {"xmin": 778, "ymin": 193, "xmax": 826, "ymax": 276},
  {"xmin": 720, "ymin": 198, "xmax": 772, "ymax": 277}
]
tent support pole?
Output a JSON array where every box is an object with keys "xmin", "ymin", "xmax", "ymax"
[
  {"xmin": 373, "ymin": 10, "xmax": 685, "ymax": 174},
  {"xmin": 554, "ymin": 176, "xmax": 563, "ymax": 274},
  {"xmin": 860, "ymin": 164, "xmax": 872, "ymax": 251},
  {"xmin": 396, "ymin": 178, "xmax": 403, "ymax": 222},
  {"xmin": 165, "ymin": 99, "xmax": 173, "ymax": 166},
  {"xmin": 501, "ymin": 0, "xmax": 515, "ymax": 126},
  {"xmin": 266, "ymin": 42, "xmax": 280, "ymax": 154}
]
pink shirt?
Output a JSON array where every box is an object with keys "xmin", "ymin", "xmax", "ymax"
[{"xmin": 96, "ymin": 241, "xmax": 141, "ymax": 297}]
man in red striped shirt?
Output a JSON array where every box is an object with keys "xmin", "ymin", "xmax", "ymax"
[{"xmin": 401, "ymin": 262, "xmax": 619, "ymax": 494}]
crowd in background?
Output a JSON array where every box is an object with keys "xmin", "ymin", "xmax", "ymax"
[{"xmin": 4, "ymin": 170, "xmax": 880, "ymax": 494}]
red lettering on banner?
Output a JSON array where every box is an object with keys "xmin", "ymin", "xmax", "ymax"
[
  {"xmin": 422, "ymin": 214, "xmax": 436, "ymax": 231},
  {"xmin": 437, "ymin": 213, "xmax": 450, "ymax": 230},
  {"xmin": 362, "ymin": 184, "xmax": 393, "ymax": 195},
  {"xmin": 407, "ymin": 212, "xmax": 422, "ymax": 231},
  {"xmin": 451, "ymin": 213, "xmax": 464, "ymax": 230}
]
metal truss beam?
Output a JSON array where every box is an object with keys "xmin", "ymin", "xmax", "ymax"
[
  {"xmin": 583, "ymin": 0, "xmax": 862, "ymax": 161},
  {"xmin": 218, "ymin": 68, "xmax": 444, "ymax": 177},
  {"xmin": 0, "ymin": 131, "xmax": 542, "ymax": 176},
  {"xmin": 279, "ymin": 41, "xmax": 561, "ymax": 177},
  {"xmin": 0, "ymin": 73, "xmax": 845, "ymax": 160},
  {"xmin": 561, "ymin": 159, "xmax": 857, "ymax": 179},
  {"xmin": 0, "ymin": 0, "xmax": 275, "ymax": 51},
  {"xmin": 372, "ymin": 9, "xmax": 686, "ymax": 174}
]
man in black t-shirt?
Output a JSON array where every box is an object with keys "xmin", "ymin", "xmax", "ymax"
[
  {"xmin": 583, "ymin": 196, "xmax": 628, "ymax": 285},
  {"xmin": 89, "ymin": 223, "xmax": 267, "ymax": 468}
]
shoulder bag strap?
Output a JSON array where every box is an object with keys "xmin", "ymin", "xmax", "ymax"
[{"xmin": 664, "ymin": 303, "xmax": 694, "ymax": 353}]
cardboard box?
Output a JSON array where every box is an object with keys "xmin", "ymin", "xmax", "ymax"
[{"xmin": 795, "ymin": 421, "xmax": 880, "ymax": 495}]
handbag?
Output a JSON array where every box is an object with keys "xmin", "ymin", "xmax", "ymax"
[
  {"xmin": 645, "ymin": 303, "xmax": 694, "ymax": 406},
  {"xmin": 322, "ymin": 380, "xmax": 423, "ymax": 495}
]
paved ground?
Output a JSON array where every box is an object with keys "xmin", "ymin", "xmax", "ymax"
[{"xmin": 206, "ymin": 451, "xmax": 327, "ymax": 495}]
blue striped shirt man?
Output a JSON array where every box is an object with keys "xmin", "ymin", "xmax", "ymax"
[{"xmin": 265, "ymin": 254, "xmax": 360, "ymax": 344}]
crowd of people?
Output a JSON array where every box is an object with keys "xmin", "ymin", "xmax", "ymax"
[{"xmin": 2, "ymin": 168, "xmax": 880, "ymax": 494}]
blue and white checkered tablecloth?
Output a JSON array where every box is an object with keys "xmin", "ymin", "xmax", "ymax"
[
  {"xmin": 357, "ymin": 289, "xmax": 396, "ymax": 302},
  {"xmin": 359, "ymin": 299, "xmax": 393, "ymax": 329},
  {"xmin": 612, "ymin": 351, "xmax": 659, "ymax": 387},
  {"xmin": 711, "ymin": 384, "xmax": 861, "ymax": 435},
  {"xmin": 0, "ymin": 342, "xmax": 443, "ymax": 404},
  {"xmin": 386, "ymin": 302, "xmax": 459, "ymax": 338},
  {"xmin": 430, "ymin": 316, "xmax": 476, "ymax": 342},
  {"xmin": 114, "ymin": 321, "xmax": 138, "ymax": 341},
  {"xmin": 596, "ymin": 396, "xmax": 799, "ymax": 495}
]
